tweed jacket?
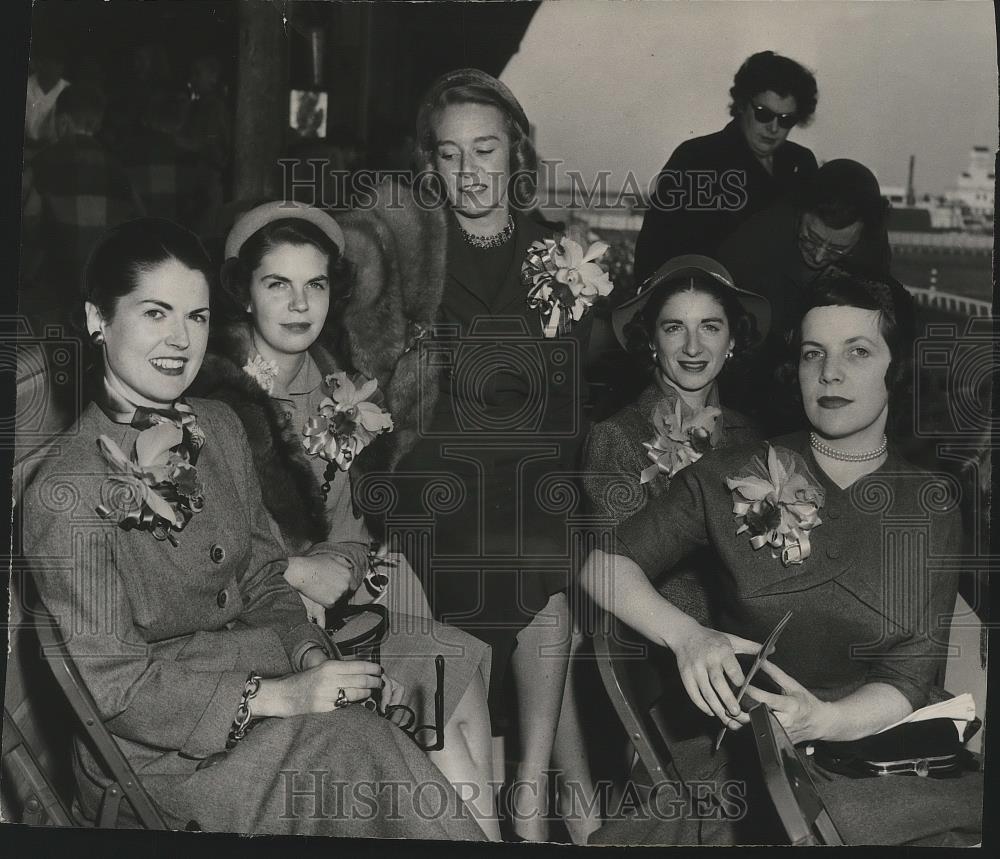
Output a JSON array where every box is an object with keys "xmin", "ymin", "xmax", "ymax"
[
  {"xmin": 633, "ymin": 119, "xmax": 818, "ymax": 284},
  {"xmin": 191, "ymin": 322, "xmax": 376, "ymax": 560},
  {"xmin": 19, "ymin": 399, "xmax": 329, "ymax": 774},
  {"xmin": 582, "ymin": 380, "xmax": 759, "ymax": 523},
  {"xmin": 615, "ymin": 431, "xmax": 961, "ymax": 711}
]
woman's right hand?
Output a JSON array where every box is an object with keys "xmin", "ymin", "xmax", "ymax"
[
  {"xmin": 286, "ymin": 553, "xmax": 364, "ymax": 608},
  {"xmin": 255, "ymin": 659, "xmax": 384, "ymax": 718},
  {"xmin": 670, "ymin": 622, "xmax": 761, "ymax": 731}
]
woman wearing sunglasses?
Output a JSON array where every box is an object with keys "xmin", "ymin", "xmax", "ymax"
[
  {"xmin": 634, "ymin": 50, "xmax": 819, "ymax": 284},
  {"xmin": 18, "ymin": 218, "xmax": 490, "ymax": 839},
  {"xmin": 192, "ymin": 202, "xmax": 499, "ymax": 839},
  {"xmin": 582, "ymin": 271, "xmax": 982, "ymax": 846}
]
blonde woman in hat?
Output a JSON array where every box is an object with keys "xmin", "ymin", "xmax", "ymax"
[
  {"xmin": 191, "ymin": 202, "xmax": 500, "ymax": 839},
  {"xmin": 18, "ymin": 217, "xmax": 490, "ymax": 839}
]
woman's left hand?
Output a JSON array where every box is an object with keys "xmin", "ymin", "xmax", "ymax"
[{"xmin": 745, "ymin": 661, "xmax": 832, "ymax": 744}]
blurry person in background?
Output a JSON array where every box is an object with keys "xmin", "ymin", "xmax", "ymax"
[
  {"xmin": 23, "ymin": 36, "xmax": 70, "ymax": 158},
  {"xmin": 178, "ymin": 55, "xmax": 233, "ymax": 188},
  {"xmin": 633, "ymin": 51, "xmax": 819, "ymax": 284},
  {"xmin": 120, "ymin": 89, "xmax": 220, "ymax": 231},
  {"xmin": 716, "ymin": 159, "xmax": 892, "ymax": 433},
  {"xmin": 21, "ymin": 83, "xmax": 144, "ymax": 334}
]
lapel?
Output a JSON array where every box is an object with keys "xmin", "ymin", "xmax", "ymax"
[{"xmin": 736, "ymin": 437, "xmax": 909, "ymax": 622}]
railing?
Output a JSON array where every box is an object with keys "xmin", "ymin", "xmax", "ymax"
[
  {"xmin": 889, "ymin": 231, "xmax": 993, "ymax": 253},
  {"xmin": 904, "ymin": 285, "xmax": 992, "ymax": 317}
]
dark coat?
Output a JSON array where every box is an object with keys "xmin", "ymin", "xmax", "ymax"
[
  {"xmin": 595, "ymin": 431, "xmax": 981, "ymax": 846},
  {"xmin": 16, "ymin": 399, "xmax": 486, "ymax": 838},
  {"xmin": 633, "ymin": 120, "xmax": 818, "ymax": 284}
]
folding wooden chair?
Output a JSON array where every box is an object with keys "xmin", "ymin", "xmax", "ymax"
[
  {"xmin": 748, "ymin": 702, "xmax": 844, "ymax": 846},
  {"xmin": 592, "ymin": 616, "xmax": 687, "ymax": 786},
  {"xmin": 2, "ymin": 705, "xmax": 75, "ymax": 826},
  {"xmin": 27, "ymin": 598, "xmax": 169, "ymax": 829}
]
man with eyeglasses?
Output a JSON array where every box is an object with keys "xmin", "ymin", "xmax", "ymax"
[
  {"xmin": 633, "ymin": 51, "xmax": 818, "ymax": 285},
  {"xmin": 716, "ymin": 159, "xmax": 892, "ymax": 433}
]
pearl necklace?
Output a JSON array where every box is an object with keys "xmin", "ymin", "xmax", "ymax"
[
  {"xmin": 458, "ymin": 214, "xmax": 514, "ymax": 249},
  {"xmin": 810, "ymin": 432, "xmax": 888, "ymax": 462}
]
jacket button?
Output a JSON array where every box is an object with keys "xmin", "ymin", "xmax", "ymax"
[
  {"xmin": 826, "ymin": 547, "xmax": 841, "ymax": 560},
  {"xmin": 217, "ymin": 590, "xmax": 228, "ymax": 608},
  {"xmin": 210, "ymin": 544, "xmax": 226, "ymax": 564}
]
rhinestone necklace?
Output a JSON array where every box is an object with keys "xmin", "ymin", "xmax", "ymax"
[
  {"xmin": 810, "ymin": 432, "xmax": 888, "ymax": 462},
  {"xmin": 457, "ymin": 214, "xmax": 515, "ymax": 249}
]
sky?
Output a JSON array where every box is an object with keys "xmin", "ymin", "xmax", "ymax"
[{"xmin": 503, "ymin": 0, "xmax": 998, "ymax": 197}]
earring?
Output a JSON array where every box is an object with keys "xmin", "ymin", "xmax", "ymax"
[
  {"xmin": 90, "ymin": 331, "xmax": 105, "ymax": 346},
  {"xmin": 726, "ymin": 350, "xmax": 734, "ymax": 360}
]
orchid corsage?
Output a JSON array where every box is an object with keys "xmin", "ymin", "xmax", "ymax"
[
  {"xmin": 243, "ymin": 354, "xmax": 280, "ymax": 394},
  {"xmin": 302, "ymin": 372, "xmax": 394, "ymax": 473},
  {"xmin": 522, "ymin": 236, "xmax": 614, "ymax": 338},
  {"xmin": 725, "ymin": 445, "xmax": 824, "ymax": 566},
  {"xmin": 95, "ymin": 422, "xmax": 205, "ymax": 546},
  {"xmin": 640, "ymin": 398, "xmax": 722, "ymax": 484}
]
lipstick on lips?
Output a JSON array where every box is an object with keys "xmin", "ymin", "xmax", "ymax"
[
  {"xmin": 817, "ymin": 396, "xmax": 852, "ymax": 409},
  {"xmin": 678, "ymin": 360, "xmax": 709, "ymax": 372},
  {"xmin": 281, "ymin": 322, "xmax": 312, "ymax": 333},
  {"xmin": 149, "ymin": 357, "xmax": 187, "ymax": 377}
]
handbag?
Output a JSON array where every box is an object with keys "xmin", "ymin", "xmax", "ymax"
[
  {"xmin": 324, "ymin": 602, "xmax": 389, "ymax": 660},
  {"xmin": 812, "ymin": 717, "xmax": 981, "ymax": 778}
]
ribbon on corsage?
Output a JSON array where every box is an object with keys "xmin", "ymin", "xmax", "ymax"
[
  {"xmin": 522, "ymin": 236, "xmax": 614, "ymax": 338},
  {"xmin": 725, "ymin": 444, "xmax": 825, "ymax": 566},
  {"xmin": 95, "ymin": 421, "xmax": 205, "ymax": 546},
  {"xmin": 640, "ymin": 398, "xmax": 722, "ymax": 484},
  {"xmin": 302, "ymin": 372, "xmax": 394, "ymax": 472}
]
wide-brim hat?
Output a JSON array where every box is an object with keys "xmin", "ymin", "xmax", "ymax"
[
  {"xmin": 224, "ymin": 201, "xmax": 345, "ymax": 260},
  {"xmin": 611, "ymin": 254, "xmax": 771, "ymax": 349}
]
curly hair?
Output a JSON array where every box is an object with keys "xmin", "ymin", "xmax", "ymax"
[
  {"xmin": 218, "ymin": 218, "xmax": 353, "ymax": 329},
  {"xmin": 622, "ymin": 277, "xmax": 759, "ymax": 376},
  {"xmin": 728, "ymin": 51, "xmax": 818, "ymax": 126},
  {"xmin": 414, "ymin": 83, "xmax": 538, "ymax": 209},
  {"xmin": 779, "ymin": 268, "xmax": 917, "ymax": 406}
]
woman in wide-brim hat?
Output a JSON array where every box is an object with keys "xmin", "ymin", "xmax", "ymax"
[
  {"xmin": 583, "ymin": 254, "xmax": 769, "ymax": 525},
  {"xmin": 567, "ymin": 256, "xmax": 768, "ymax": 808}
]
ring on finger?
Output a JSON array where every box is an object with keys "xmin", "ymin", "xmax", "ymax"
[{"xmin": 335, "ymin": 687, "xmax": 348, "ymax": 708}]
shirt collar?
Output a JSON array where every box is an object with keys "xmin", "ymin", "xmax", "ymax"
[{"xmin": 285, "ymin": 351, "xmax": 324, "ymax": 397}]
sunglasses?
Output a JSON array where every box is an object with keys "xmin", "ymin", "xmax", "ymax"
[{"xmin": 751, "ymin": 103, "xmax": 798, "ymax": 129}]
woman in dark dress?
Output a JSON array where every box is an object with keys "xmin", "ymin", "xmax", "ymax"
[
  {"xmin": 19, "ymin": 218, "xmax": 487, "ymax": 839},
  {"xmin": 580, "ymin": 271, "xmax": 983, "ymax": 845},
  {"xmin": 344, "ymin": 70, "xmax": 600, "ymax": 840}
]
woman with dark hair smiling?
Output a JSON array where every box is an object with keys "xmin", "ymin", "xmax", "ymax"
[
  {"xmin": 583, "ymin": 270, "xmax": 982, "ymax": 845},
  {"xmin": 18, "ymin": 217, "xmax": 489, "ymax": 839}
]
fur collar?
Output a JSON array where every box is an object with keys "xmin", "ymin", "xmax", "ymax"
[{"xmin": 191, "ymin": 321, "xmax": 341, "ymax": 550}]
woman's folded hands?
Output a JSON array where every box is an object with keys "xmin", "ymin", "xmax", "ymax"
[{"xmin": 254, "ymin": 659, "xmax": 386, "ymax": 717}]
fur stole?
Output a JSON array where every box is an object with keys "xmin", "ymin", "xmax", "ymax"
[
  {"xmin": 190, "ymin": 322, "xmax": 340, "ymax": 551},
  {"xmin": 337, "ymin": 180, "xmax": 448, "ymax": 473}
]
